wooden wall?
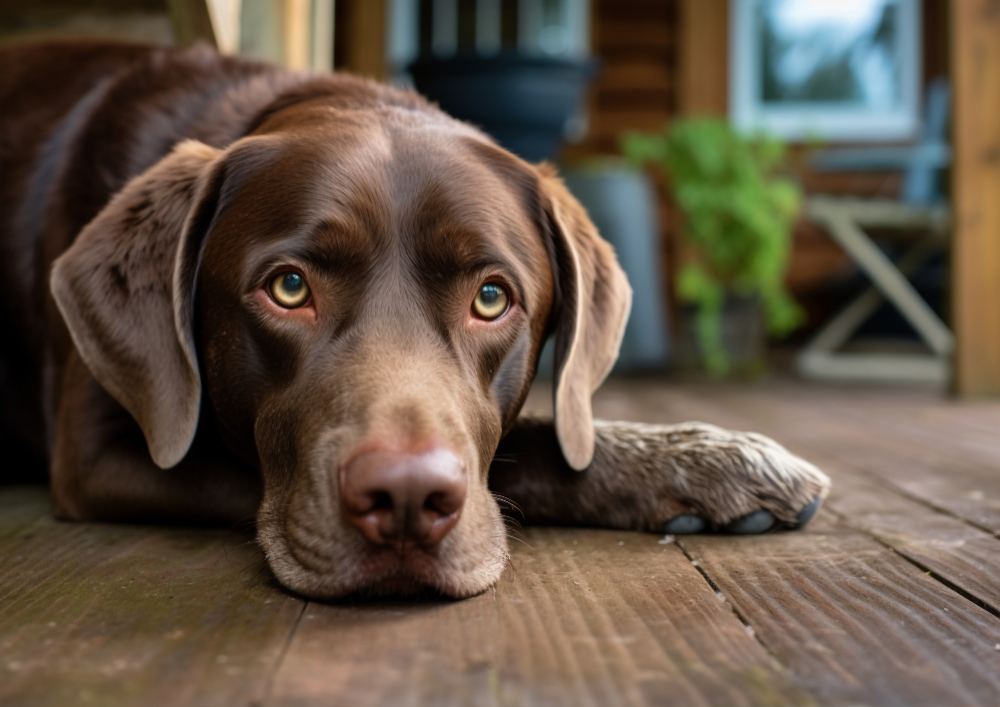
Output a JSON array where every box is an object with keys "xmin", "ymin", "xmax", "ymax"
[{"xmin": 565, "ymin": 0, "xmax": 680, "ymax": 157}]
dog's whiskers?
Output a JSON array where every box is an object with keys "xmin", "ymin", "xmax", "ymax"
[
  {"xmin": 491, "ymin": 493, "xmax": 524, "ymax": 519},
  {"xmin": 500, "ymin": 517, "xmax": 525, "ymax": 536},
  {"xmin": 501, "ymin": 531, "xmax": 532, "ymax": 548}
]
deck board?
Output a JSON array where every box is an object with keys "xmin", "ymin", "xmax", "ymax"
[
  {"xmin": 2, "ymin": 379, "xmax": 1000, "ymax": 706},
  {"xmin": 269, "ymin": 529, "xmax": 809, "ymax": 707},
  {"xmin": 488, "ymin": 529, "xmax": 808, "ymax": 707},
  {"xmin": 0, "ymin": 489, "xmax": 305, "ymax": 707},
  {"xmin": 682, "ymin": 515, "xmax": 1000, "ymax": 707}
]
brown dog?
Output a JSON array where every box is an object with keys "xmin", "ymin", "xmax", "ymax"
[{"xmin": 0, "ymin": 41, "xmax": 829, "ymax": 599}]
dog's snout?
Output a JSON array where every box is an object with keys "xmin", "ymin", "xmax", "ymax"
[{"xmin": 340, "ymin": 448, "xmax": 467, "ymax": 548}]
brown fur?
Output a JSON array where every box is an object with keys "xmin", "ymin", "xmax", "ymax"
[{"xmin": 0, "ymin": 41, "xmax": 829, "ymax": 600}]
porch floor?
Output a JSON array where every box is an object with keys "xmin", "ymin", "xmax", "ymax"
[{"xmin": 3, "ymin": 379, "xmax": 1000, "ymax": 707}]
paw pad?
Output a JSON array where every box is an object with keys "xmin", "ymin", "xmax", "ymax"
[
  {"xmin": 792, "ymin": 495, "xmax": 823, "ymax": 529},
  {"xmin": 662, "ymin": 514, "xmax": 707, "ymax": 535},
  {"xmin": 724, "ymin": 510, "xmax": 775, "ymax": 535}
]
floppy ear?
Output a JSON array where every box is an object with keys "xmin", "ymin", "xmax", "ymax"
[
  {"xmin": 539, "ymin": 166, "xmax": 633, "ymax": 471},
  {"xmin": 51, "ymin": 139, "xmax": 223, "ymax": 469}
]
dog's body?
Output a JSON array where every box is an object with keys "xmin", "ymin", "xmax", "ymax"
[{"xmin": 0, "ymin": 41, "xmax": 829, "ymax": 599}]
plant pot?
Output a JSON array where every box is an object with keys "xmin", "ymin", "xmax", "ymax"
[
  {"xmin": 408, "ymin": 54, "xmax": 594, "ymax": 162},
  {"xmin": 561, "ymin": 165, "xmax": 670, "ymax": 372},
  {"xmin": 676, "ymin": 294, "xmax": 766, "ymax": 376}
]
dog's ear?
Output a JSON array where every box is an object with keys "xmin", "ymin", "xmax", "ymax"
[
  {"xmin": 538, "ymin": 166, "xmax": 632, "ymax": 470},
  {"xmin": 51, "ymin": 140, "xmax": 224, "ymax": 469}
]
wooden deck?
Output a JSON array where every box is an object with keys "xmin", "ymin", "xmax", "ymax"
[{"xmin": 3, "ymin": 379, "xmax": 1000, "ymax": 707}]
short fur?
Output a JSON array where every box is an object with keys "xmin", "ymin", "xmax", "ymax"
[{"xmin": 0, "ymin": 41, "xmax": 829, "ymax": 599}]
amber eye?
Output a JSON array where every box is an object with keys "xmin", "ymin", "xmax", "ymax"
[
  {"xmin": 269, "ymin": 272, "xmax": 310, "ymax": 308},
  {"xmin": 472, "ymin": 283, "xmax": 509, "ymax": 320}
]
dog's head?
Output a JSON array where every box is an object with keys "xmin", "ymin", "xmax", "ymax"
[{"xmin": 50, "ymin": 81, "xmax": 631, "ymax": 599}]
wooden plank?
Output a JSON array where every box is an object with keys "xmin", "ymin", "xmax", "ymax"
[
  {"xmin": 590, "ymin": 108, "xmax": 674, "ymax": 137},
  {"xmin": 0, "ymin": 486, "xmax": 51, "ymax": 539},
  {"xmin": 269, "ymin": 527, "xmax": 812, "ymax": 706},
  {"xmin": 0, "ymin": 487, "xmax": 304, "ymax": 707},
  {"xmin": 597, "ymin": 60, "xmax": 675, "ymax": 91},
  {"xmin": 681, "ymin": 514, "xmax": 1000, "ymax": 707},
  {"xmin": 571, "ymin": 381, "xmax": 1000, "ymax": 703},
  {"xmin": 951, "ymin": 0, "xmax": 1000, "ymax": 396},
  {"xmin": 823, "ymin": 464, "xmax": 1000, "ymax": 613},
  {"xmin": 798, "ymin": 383, "xmax": 1000, "ymax": 469},
  {"xmin": 678, "ymin": 0, "xmax": 727, "ymax": 115},
  {"xmin": 493, "ymin": 528, "xmax": 810, "ymax": 707},
  {"xmin": 595, "ymin": 88, "xmax": 675, "ymax": 111},
  {"xmin": 268, "ymin": 594, "xmax": 498, "ymax": 706},
  {"xmin": 596, "ymin": 22, "xmax": 675, "ymax": 51},
  {"xmin": 596, "ymin": 0, "xmax": 678, "ymax": 24}
]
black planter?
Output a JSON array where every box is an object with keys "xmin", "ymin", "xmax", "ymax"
[{"xmin": 408, "ymin": 54, "xmax": 594, "ymax": 162}]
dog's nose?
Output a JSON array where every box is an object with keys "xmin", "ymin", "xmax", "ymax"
[{"xmin": 340, "ymin": 448, "xmax": 467, "ymax": 548}]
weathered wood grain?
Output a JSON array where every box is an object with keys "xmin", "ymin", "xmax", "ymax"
[
  {"xmin": 0, "ymin": 487, "xmax": 304, "ymax": 707},
  {"xmin": 267, "ymin": 591, "xmax": 499, "ymax": 707},
  {"xmin": 824, "ymin": 466, "xmax": 1000, "ymax": 613},
  {"xmin": 492, "ymin": 528, "xmax": 810, "ymax": 707},
  {"xmin": 269, "ymin": 527, "xmax": 808, "ymax": 707},
  {"xmin": 561, "ymin": 381, "xmax": 1000, "ymax": 705},
  {"xmin": 681, "ymin": 514, "xmax": 1000, "ymax": 707}
]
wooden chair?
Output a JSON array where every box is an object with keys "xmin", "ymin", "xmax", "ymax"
[{"xmin": 796, "ymin": 78, "xmax": 953, "ymax": 383}]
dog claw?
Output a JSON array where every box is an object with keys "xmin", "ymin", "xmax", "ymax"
[
  {"xmin": 662, "ymin": 514, "xmax": 707, "ymax": 534},
  {"xmin": 725, "ymin": 510, "xmax": 775, "ymax": 535},
  {"xmin": 791, "ymin": 496, "xmax": 823, "ymax": 529}
]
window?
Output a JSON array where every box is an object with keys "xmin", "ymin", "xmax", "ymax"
[
  {"xmin": 386, "ymin": 0, "xmax": 590, "ymax": 83},
  {"xmin": 729, "ymin": 0, "xmax": 922, "ymax": 141}
]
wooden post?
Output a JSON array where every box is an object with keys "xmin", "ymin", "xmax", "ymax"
[
  {"xmin": 678, "ymin": 0, "xmax": 728, "ymax": 116},
  {"xmin": 951, "ymin": 0, "xmax": 1000, "ymax": 396},
  {"xmin": 336, "ymin": 0, "xmax": 386, "ymax": 79}
]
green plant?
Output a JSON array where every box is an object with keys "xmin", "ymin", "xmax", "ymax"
[{"xmin": 622, "ymin": 119, "xmax": 804, "ymax": 375}]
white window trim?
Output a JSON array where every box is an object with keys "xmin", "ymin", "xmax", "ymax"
[{"xmin": 729, "ymin": 0, "xmax": 923, "ymax": 142}]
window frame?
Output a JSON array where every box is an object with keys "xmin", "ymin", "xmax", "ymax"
[{"xmin": 728, "ymin": 0, "xmax": 923, "ymax": 142}]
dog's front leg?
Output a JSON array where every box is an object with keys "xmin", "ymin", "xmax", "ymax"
[
  {"xmin": 50, "ymin": 355, "xmax": 261, "ymax": 525},
  {"xmin": 489, "ymin": 417, "xmax": 830, "ymax": 534}
]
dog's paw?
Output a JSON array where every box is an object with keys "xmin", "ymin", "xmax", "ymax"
[{"xmin": 595, "ymin": 421, "xmax": 831, "ymax": 535}]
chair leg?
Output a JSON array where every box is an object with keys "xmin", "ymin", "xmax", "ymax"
[
  {"xmin": 824, "ymin": 213, "xmax": 953, "ymax": 356},
  {"xmin": 797, "ymin": 234, "xmax": 950, "ymax": 383}
]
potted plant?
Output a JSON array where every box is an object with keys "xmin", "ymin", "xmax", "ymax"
[{"xmin": 622, "ymin": 119, "xmax": 804, "ymax": 376}]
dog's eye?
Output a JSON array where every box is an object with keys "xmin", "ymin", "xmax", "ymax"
[
  {"xmin": 269, "ymin": 272, "xmax": 310, "ymax": 308},
  {"xmin": 472, "ymin": 283, "xmax": 509, "ymax": 320}
]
